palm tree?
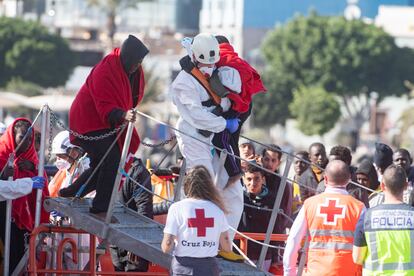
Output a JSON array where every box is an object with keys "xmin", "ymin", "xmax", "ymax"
[{"xmin": 87, "ymin": 0, "xmax": 153, "ymax": 49}]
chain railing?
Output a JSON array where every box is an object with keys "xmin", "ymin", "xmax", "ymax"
[
  {"xmin": 47, "ymin": 106, "xmax": 127, "ymax": 141},
  {"xmin": 140, "ymin": 136, "xmax": 176, "ymax": 148}
]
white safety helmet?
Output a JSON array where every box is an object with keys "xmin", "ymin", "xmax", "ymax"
[
  {"xmin": 52, "ymin": 130, "xmax": 75, "ymax": 155},
  {"xmin": 191, "ymin": 33, "xmax": 220, "ymax": 65}
]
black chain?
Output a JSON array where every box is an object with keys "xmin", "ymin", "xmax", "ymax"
[
  {"xmin": 47, "ymin": 106, "xmax": 126, "ymax": 141},
  {"xmin": 140, "ymin": 136, "xmax": 176, "ymax": 148}
]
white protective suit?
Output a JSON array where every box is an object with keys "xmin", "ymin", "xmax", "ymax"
[
  {"xmin": 170, "ymin": 70, "xmax": 227, "ymax": 177},
  {"xmin": 170, "ymin": 68, "xmax": 243, "ymax": 240},
  {"xmin": 0, "ymin": 178, "xmax": 32, "ymax": 201}
]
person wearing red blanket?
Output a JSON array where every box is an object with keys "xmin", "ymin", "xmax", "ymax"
[
  {"xmin": 0, "ymin": 118, "xmax": 49, "ymax": 272},
  {"xmin": 211, "ymin": 35, "xmax": 266, "ymax": 184},
  {"xmin": 60, "ymin": 35, "xmax": 149, "ymax": 216}
]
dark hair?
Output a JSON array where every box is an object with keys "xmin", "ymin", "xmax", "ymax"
[
  {"xmin": 382, "ymin": 164, "xmax": 408, "ymax": 196},
  {"xmin": 215, "ymin": 35, "xmax": 229, "ymax": 44},
  {"xmin": 330, "ymin": 145, "xmax": 352, "ymax": 165},
  {"xmin": 245, "ymin": 162, "xmax": 265, "ymax": 176},
  {"xmin": 295, "ymin": 151, "xmax": 309, "ymax": 161},
  {"xmin": 261, "ymin": 144, "xmax": 282, "ymax": 160},
  {"xmin": 14, "ymin": 120, "xmax": 31, "ymax": 131},
  {"xmin": 394, "ymin": 148, "xmax": 413, "ymax": 164},
  {"xmin": 183, "ymin": 166, "xmax": 227, "ymax": 212},
  {"xmin": 308, "ymin": 142, "xmax": 325, "ymax": 153}
]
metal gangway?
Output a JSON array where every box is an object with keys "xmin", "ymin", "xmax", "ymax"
[
  {"xmin": 5, "ymin": 104, "xmax": 376, "ymax": 275},
  {"xmin": 42, "ymin": 197, "xmax": 265, "ymax": 275},
  {"xmin": 12, "ymin": 105, "xmax": 266, "ymax": 275}
]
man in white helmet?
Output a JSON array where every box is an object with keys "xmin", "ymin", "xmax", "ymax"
[
  {"xmin": 170, "ymin": 33, "xmax": 243, "ymax": 261},
  {"xmin": 49, "ymin": 131, "xmax": 90, "ymax": 197},
  {"xmin": 170, "ymin": 33, "xmax": 239, "ymax": 178}
]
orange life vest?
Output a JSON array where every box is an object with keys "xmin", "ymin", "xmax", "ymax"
[
  {"xmin": 48, "ymin": 165, "xmax": 76, "ymax": 197},
  {"xmin": 303, "ymin": 192, "xmax": 364, "ymax": 276},
  {"xmin": 189, "ymin": 66, "xmax": 221, "ymax": 105}
]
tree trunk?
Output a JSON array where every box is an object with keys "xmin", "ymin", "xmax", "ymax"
[{"xmin": 107, "ymin": 9, "xmax": 116, "ymax": 50}]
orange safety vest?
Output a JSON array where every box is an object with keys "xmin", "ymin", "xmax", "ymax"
[
  {"xmin": 303, "ymin": 192, "xmax": 364, "ymax": 276},
  {"xmin": 48, "ymin": 165, "xmax": 76, "ymax": 197}
]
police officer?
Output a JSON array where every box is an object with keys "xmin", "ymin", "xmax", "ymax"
[
  {"xmin": 353, "ymin": 164, "xmax": 414, "ymax": 275},
  {"xmin": 283, "ymin": 160, "xmax": 365, "ymax": 276}
]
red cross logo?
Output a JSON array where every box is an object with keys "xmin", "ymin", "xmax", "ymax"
[
  {"xmin": 188, "ymin": 209, "xmax": 214, "ymax": 237},
  {"xmin": 317, "ymin": 198, "xmax": 346, "ymax": 226}
]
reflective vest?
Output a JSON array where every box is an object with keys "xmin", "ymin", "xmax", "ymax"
[
  {"xmin": 304, "ymin": 192, "xmax": 365, "ymax": 276},
  {"xmin": 362, "ymin": 204, "xmax": 414, "ymax": 276}
]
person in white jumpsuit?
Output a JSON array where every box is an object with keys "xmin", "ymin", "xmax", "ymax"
[
  {"xmin": 0, "ymin": 176, "xmax": 45, "ymax": 201},
  {"xmin": 170, "ymin": 33, "xmax": 244, "ymax": 261},
  {"xmin": 170, "ymin": 33, "xmax": 239, "ymax": 178}
]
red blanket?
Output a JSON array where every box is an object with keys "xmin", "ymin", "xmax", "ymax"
[
  {"xmin": 69, "ymin": 48, "xmax": 145, "ymax": 154},
  {"xmin": 0, "ymin": 118, "xmax": 49, "ymax": 231},
  {"xmin": 217, "ymin": 43, "xmax": 266, "ymax": 113}
]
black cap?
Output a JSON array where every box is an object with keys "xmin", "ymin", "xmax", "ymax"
[
  {"xmin": 120, "ymin": 35, "xmax": 149, "ymax": 73},
  {"xmin": 373, "ymin": 143, "xmax": 393, "ymax": 171}
]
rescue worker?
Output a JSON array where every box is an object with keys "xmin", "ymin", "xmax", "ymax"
[
  {"xmin": 283, "ymin": 160, "xmax": 365, "ymax": 276},
  {"xmin": 48, "ymin": 130, "xmax": 90, "ymax": 197},
  {"xmin": 0, "ymin": 176, "xmax": 45, "ymax": 271},
  {"xmin": 170, "ymin": 32, "xmax": 239, "ymax": 178},
  {"xmin": 353, "ymin": 164, "xmax": 414, "ymax": 275},
  {"xmin": 62, "ymin": 35, "xmax": 148, "ymax": 216},
  {"xmin": 161, "ymin": 166, "xmax": 232, "ymax": 276},
  {"xmin": 0, "ymin": 176, "xmax": 45, "ymax": 201}
]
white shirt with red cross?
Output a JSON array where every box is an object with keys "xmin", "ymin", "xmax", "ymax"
[{"xmin": 164, "ymin": 198, "xmax": 229, "ymax": 257}]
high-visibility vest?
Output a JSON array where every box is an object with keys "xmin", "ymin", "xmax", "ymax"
[
  {"xmin": 362, "ymin": 204, "xmax": 414, "ymax": 276},
  {"xmin": 304, "ymin": 192, "xmax": 365, "ymax": 276}
]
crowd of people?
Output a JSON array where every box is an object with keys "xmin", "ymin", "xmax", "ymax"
[{"xmin": 0, "ymin": 31, "xmax": 413, "ymax": 276}]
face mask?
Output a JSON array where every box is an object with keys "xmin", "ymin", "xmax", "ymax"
[
  {"xmin": 55, "ymin": 158, "xmax": 71, "ymax": 171},
  {"xmin": 199, "ymin": 66, "xmax": 215, "ymax": 78}
]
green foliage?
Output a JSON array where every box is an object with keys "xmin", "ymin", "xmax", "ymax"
[
  {"xmin": 257, "ymin": 12, "xmax": 414, "ymax": 127},
  {"xmin": 6, "ymin": 77, "xmax": 43, "ymax": 96},
  {"xmin": 0, "ymin": 17, "xmax": 75, "ymax": 87},
  {"xmin": 289, "ymin": 86, "xmax": 340, "ymax": 136}
]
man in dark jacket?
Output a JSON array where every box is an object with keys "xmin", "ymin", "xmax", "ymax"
[
  {"xmin": 239, "ymin": 163, "xmax": 276, "ymax": 271},
  {"xmin": 60, "ymin": 35, "xmax": 149, "ymax": 215},
  {"xmin": 298, "ymin": 142, "xmax": 328, "ymax": 201}
]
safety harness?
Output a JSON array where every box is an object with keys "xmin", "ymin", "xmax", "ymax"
[{"xmin": 179, "ymin": 56, "xmax": 227, "ymax": 137}]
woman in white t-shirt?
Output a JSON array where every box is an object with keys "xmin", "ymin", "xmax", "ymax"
[{"xmin": 162, "ymin": 165, "xmax": 232, "ymax": 275}]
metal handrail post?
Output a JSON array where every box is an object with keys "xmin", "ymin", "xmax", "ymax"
[
  {"xmin": 173, "ymin": 158, "xmax": 186, "ymax": 201},
  {"xmin": 257, "ymin": 156, "xmax": 293, "ymax": 270},
  {"xmin": 4, "ymin": 177, "xmax": 13, "ymax": 276},
  {"xmin": 104, "ymin": 121, "xmax": 135, "ymax": 226},
  {"xmin": 35, "ymin": 104, "xmax": 48, "ymax": 227}
]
